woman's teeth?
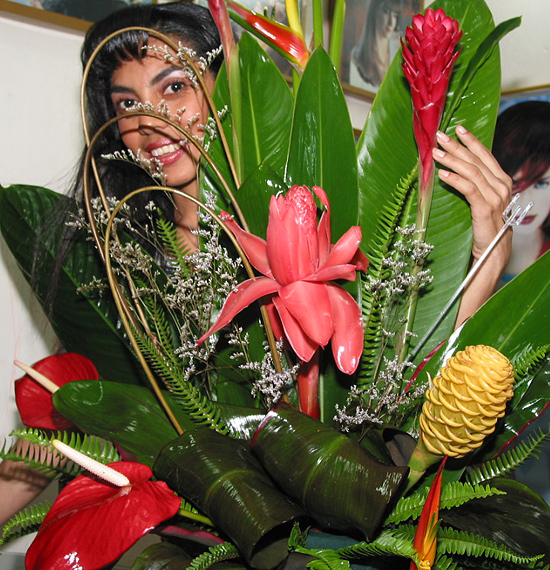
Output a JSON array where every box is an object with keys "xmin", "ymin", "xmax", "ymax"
[{"xmin": 150, "ymin": 142, "xmax": 184, "ymax": 157}]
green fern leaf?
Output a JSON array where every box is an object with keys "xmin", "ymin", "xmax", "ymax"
[
  {"xmin": 437, "ymin": 526, "xmax": 543, "ymax": 566},
  {"xmin": 357, "ymin": 169, "xmax": 416, "ymax": 387},
  {"xmin": 384, "ymin": 481, "xmax": 506, "ymax": 525},
  {"xmin": 433, "ymin": 555, "xmax": 463, "ymax": 570},
  {"xmin": 187, "ymin": 542, "xmax": 240, "ymax": 569},
  {"xmin": 0, "ymin": 502, "xmax": 51, "ymax": 545},
  {"xmin": 337, "ymin": 528, "xmax": 418, "ymax": 563},
  {"xmin": 466, "ymin": 426, "xmax": 550, "ymax": 485}
]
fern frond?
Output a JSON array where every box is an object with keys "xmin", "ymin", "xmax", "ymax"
[
  {"xmin": 1, "ymin": 429, "xmax": 121, "ymax": 477},
  {"xmin": 187, "ymin": 542, "xmax": 240, "ymax": 569},
  {"xmin": 384, "ymin": 481, "xmax": 506, "ymax": 525},
  {"xmin": 0, "ymin": 502, "xmax": 51, "ymax": 545},
  {"xmin": 437, "ymin": 527, "xmax": 543, "ymax": 566},
  {"xmin": 466, "ymin": 426, "xmax": 550, "ymax": 485},
  {"xmin": 513, "ymin": 345, "xmax": 550, "ymax": 380},
  {"xmin": 133, "ymin": 328, "xmax": 229, "ymax": 434},
  {"xmin": 304, "ymin": 551, "xmax": 352, "ymax": 570},
  {"xmin": 337, "ymin": 528, "xmax": 418, "ymax": 562},
  {"xmin": 357, "ymin": 169, "xmax": 416, "ymax": 387},
  {"xmin": 434, "ymin": 555, "xmax": 462, "ymax": 570},
  {"xmin": 156, "ymin": 215, "xmax": 193, "ymax": 269}
]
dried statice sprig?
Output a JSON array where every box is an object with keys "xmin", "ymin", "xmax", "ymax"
[
  {"xmin": 243, "ymin": 340, "xmax": 298, "ymax": 407},
  {"xmin": 335, "ymin": 356, "xmax": 422, "ymax": 429}
]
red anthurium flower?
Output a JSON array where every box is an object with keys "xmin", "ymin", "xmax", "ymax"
[
  {"xmin": 410, "ymin": 456, "xmax": 447, "ymax": 570},
  {"xmin": 15, "ymin": 353, "xmax": 99, "ymax": 430},
  {"xmin": 228, "ymin": 1, "xmax": 309, "ymax": 68},
  {"xmin": 401, "ymin": 8, "xmax": 462, "ymax": 191},
  {"xmin": 26, "ymin": 461, "xmax": 181, "ymax": 570},
  {"xmin": 198, "ymin": 185, "xmax": 368, "ymax": 377}
]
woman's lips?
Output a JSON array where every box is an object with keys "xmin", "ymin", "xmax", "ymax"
[
  {"xmin": 146, "ymin": 141, "xmax": 187, "ymax": 166},
  {"xmin": 520, "ymin": 215, "xmax": 535, "ymax": 225}
]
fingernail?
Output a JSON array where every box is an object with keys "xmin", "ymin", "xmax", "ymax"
[
  {"xmin": 456, "ymin": 125, "xmax": 468, "ymax": 135},
  {"xmin": 433, "ymin": 148, "xmax": 446, "ymax": 158},
  {"xmin": 439, "ymin": 169, "xmax": 450, "ymax": 178},
  {"xmin": 436, "ymin": 131, "xmax": 450, "ymax": 143}
]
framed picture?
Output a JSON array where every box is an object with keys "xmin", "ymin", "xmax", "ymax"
[
  {"xmin": 494, "ymin": 86, "xmax": 550, "ymax": 289},
  {"xmin": 0, "ymin": 0, "xmax": 155, "ymax": 31},
  {"xmin": 340, "ymin": 0, "xmax": 422, "ymax": 100}
]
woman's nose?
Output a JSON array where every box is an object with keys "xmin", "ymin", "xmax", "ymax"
[{"xmin": 137, "ymin": 109, "xmax": 170, "ymax": 133}]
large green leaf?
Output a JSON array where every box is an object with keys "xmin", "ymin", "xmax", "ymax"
[
  {"xmin": 285, "ymin": 47, "xmax": 359, "ymax": 242},
  {"xmin": 0, "ymin": 184, "xmax": 145, "ymax": 385},
  {"xmin": 155, "ymin": 428, "xmax": 307, "ymax": 570},
  {"xmin": 357, "ymin": 0, "xmax": 505, "ymax": 358},
  {"xmin": 251, "ymin": 403, "xmax": 408, "ymax": 540}
]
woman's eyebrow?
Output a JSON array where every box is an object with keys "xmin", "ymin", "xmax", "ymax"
[{"xmin": 110, "ymin": 66, "xmax": 185, "ymax": 94}]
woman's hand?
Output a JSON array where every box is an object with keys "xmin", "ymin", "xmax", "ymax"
[{"xmin": 432, "ymin": 125, "xmax": 513, "ymax": 326}]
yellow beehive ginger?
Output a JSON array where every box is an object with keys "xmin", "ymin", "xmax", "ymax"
[{"xmin": 419, "ymin": 345, "xmax": 514, "ymax": 458}]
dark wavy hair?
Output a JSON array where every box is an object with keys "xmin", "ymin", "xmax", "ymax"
[
  {"xmin": 492, "ymin": 100, "xmax": 550, "ymax": 236},
  {"xmin": 38, "ymin": 2, "xmax": 223, "ymax": 310}
]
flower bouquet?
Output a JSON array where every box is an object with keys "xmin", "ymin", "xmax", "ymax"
[{"xmin": 2, "ymin": 0, "xmax": 550, "ymax": 569}]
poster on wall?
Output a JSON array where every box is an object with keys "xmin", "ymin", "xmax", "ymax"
[
  {"xmin": 0, "ymin": 0, "xmax": 154, "ymax": 28},
  {"xmin": 340, "ymin": 0, "xmax": 421, "ymax": 99},
  {"xmin": 495, "ymin": 87, "xmax": 550, "ymax": 289}
]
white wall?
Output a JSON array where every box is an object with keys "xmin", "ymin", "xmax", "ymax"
[{"xmin": 0, "ymin": 0, "xmax": 548, "ymax": 555}]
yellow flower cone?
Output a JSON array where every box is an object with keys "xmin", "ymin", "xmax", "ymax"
[{"xmin": 407, "ymin": 345, "xmax": 514, "ymax": 489}]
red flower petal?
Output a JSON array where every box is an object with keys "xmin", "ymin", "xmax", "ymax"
[
  {"xmin": 326, "ymin": 284, "xmax": 363, "ymax": 374},
  {"xmin": 279, "ymin": 281, "xmax": 333, "ymax": 347},
  {"xmin": 26, "ymin": 462, "xmax": 181, "ymax": 570},
  {"xmin": 197, "ymin": 277, "xmax": 281, "ymax": 344},
  {"xmin": 15, "ymin": 353, "xmax": 99, "ymax": 430}
]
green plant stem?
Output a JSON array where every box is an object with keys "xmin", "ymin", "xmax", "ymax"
[
  {"xmin": 396, "ymin": 162, "xmax": 435, "ymax": 364},
  {"xmin": 311, "ymin": 0, "xmax": 324, "ymax": 50},
  {"xmin": 329, "ymin": 0, "xmax": 345, "ymax": 75},
  {"xmin": 177, "ymin": 506, "xmax": 213, "ymax": 526}
]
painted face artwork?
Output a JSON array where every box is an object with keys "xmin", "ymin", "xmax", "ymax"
[
  {"xmin": 513, "ymin": 166, "xmax": 550, "ymax": 235},
  {"xmin": 110, "ymin": 39, "xmax": 215, "ymax": 190}
]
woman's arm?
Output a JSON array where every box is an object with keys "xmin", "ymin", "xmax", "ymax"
[{"xmin": 432, "ymin": 126, "xmax": 513, "ymax": 327}]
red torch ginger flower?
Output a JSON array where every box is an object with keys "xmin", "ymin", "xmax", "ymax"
[
  {"xmin": 26, "ymin": 459, "xmax": 181, "ymax": 570},
  {"xmin": 228, "ymin": 1, "xmax": 309, "ymax": 68},
  {"xmin": 402, "ymin": 8, "xmax": 462, "ymax": 191},
  {"xmin": 15, "ymin": 353, "xmax": 99, "ymax": 430},
  {"xmin": 198, "ymin": 185, "xmax": 367, "ymax": 375}
]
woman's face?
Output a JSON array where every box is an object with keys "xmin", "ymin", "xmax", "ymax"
[
  {"xmin": 377, "ymin": 2, "xmax": 399, "ymax": 37},
  {"xmin": 513, "ymin": 166, "xmax": 550, "ymax": 235},
  {"xmin": 110, "ymin": 39, "xmax": 215, "ymax": 190}
]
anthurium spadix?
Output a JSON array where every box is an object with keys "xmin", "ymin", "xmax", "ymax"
[
  {"xmin": 26, "ymin": 442, "xmax": 181, "ymax": 570},
  {"xmin": 198, "ymin": 185, "xmax": 367, "ymax": 378},
  {"xmin": 228, "ymin": 1, "xmax": 309, "ymax": 68}
]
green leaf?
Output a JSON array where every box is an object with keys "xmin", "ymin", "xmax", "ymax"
[
  {"xmin": 0, "ymin": 184, "xmax": 145, "ymax": 385},
  {"xmin": 131, "ymin": 543, "xmax": 193, "ymax": 570},
  {"xmin": 357, "ymin": 0, "xmax": 505, "ymax": 359},
  {"xmin": 154, "ymin": 427, "xmax": 307, "ymax": 570},
  {"xmin": 251, "ymin": 403, "xmax": 408, "ymax": 540},
  {"xmin": 286, "ymin": 47, "xmax": 358, "ymax": 241}
]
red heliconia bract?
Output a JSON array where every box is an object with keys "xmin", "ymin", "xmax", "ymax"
[
  {"xmin": 25, "ymin": 462, "xmax": 182, "ymax": 570},
  {"xmin": 228, "ymin": 1, "xmax": 309, "ymax": 68},
  {"xmin": 14, "ymin": 353, "xmax": 99, "ymax": 430},
  {"xmin": 402, "ymin": 8, "xmax": 463, "ymax": 191}
]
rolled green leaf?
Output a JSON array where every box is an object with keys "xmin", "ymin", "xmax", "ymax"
[
  {"xmin": 251, "ymin": 403, "xmax": 408, "ymax": 539},
  {"xmin": 155, "ymin": 427, "xmax": 308, "ymax": 570}
]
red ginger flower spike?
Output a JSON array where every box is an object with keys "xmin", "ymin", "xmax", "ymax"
[
  {"xmin": 15, "ymin": 353, "xmax": 99, "ymax": 430},
  {"xmin": 26, "ymin": 441, "xmax": 181, "ymax": 570},
  {"xmin": 402, "ymin": 8, "xmax": 462, "ymax": 191},
  {"xmin": 410, "ymin": 456, "xmax": 447, "ymax": 570},
  {"xmin": 198, "ymin": 185, "xmax": 367, "ymax": 378},
  {"xmin": 229, "ymin": 1, "xmax": 309, "ymax": 68}
]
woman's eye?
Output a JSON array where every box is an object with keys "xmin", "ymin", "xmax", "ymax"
[
  {"xmin": 534, "ymin": 178, "xmax": 550, "ymax": 189},
  {"xmin": 165, "ymin": 81, "xmax": 187, "ymax": 95},
  {"xmin": 116, "ymin": 98, "xmax": 138, "ymax": 113}
]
